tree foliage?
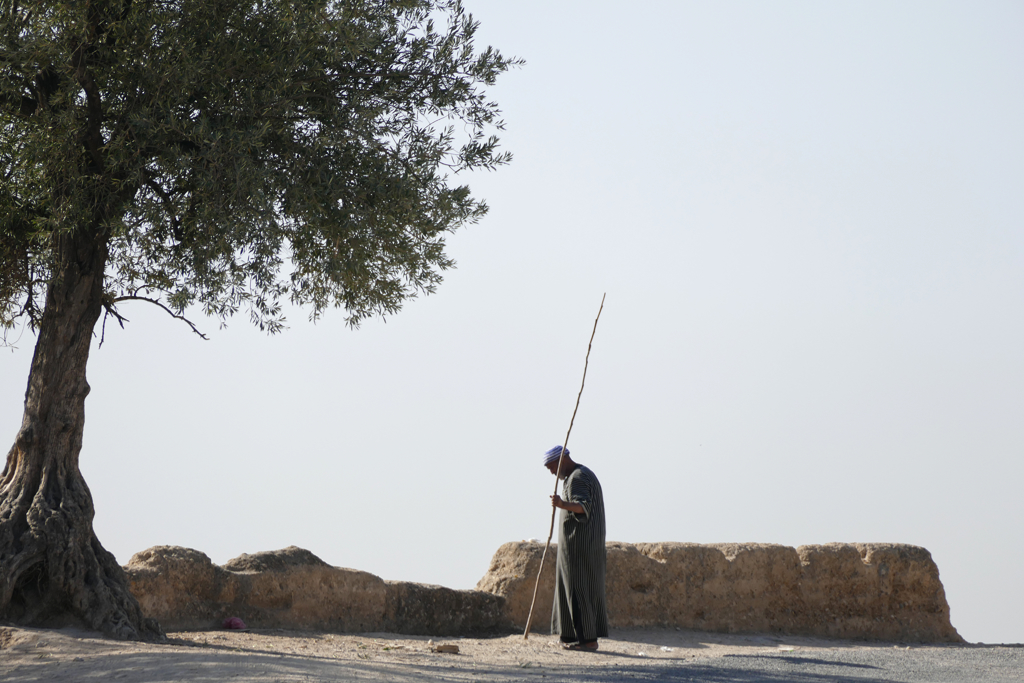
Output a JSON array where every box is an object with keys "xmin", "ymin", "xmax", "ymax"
[{"xmin": 0, "ymin": 0, "xmax": 519, "ymax": 335}]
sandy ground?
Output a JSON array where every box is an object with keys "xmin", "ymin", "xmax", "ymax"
[{"xmin": 0, "ymin": 625, "xmax": 1016, "ymax": 683}]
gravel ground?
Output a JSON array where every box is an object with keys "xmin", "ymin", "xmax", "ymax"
[
  {"xmin": 1, "ymin": 625, "xmax": 1021, "ymax": 682},
  {"xmin": 645, "ymin": 646, "xmax": 1024, "ymax": 682}
]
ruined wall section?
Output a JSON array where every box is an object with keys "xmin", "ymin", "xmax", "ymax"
[
  {"xmin": 475, "ymin": 541, "xmax": 961, "ymax": 643},
  {"xmin": 126, "ymin": 546, "xmax": 510, "ymax": 635}
]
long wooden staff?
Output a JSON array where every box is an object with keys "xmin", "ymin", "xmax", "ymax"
[{"xmin": 523, "ymin": 293, "xmax": 606, "ymax": 639}]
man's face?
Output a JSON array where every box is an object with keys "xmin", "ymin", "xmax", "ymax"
[{"xmin": 546, "ymin": 458, "xmax": 571, "ymax": 478}]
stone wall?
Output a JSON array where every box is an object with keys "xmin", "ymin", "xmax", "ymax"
[
  {"xmin": 476, "ymin": 541, "xmax": 962, "ymax": 643},
  {"xmin": 125, "ymin": 546, "xmax": 510, "ymax": 635}
]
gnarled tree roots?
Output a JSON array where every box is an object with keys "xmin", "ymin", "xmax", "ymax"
[{"xmin": 1, "ymin": 443, "xmax": 163, "ymax": 641}]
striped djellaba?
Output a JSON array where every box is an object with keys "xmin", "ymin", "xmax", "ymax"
[{"xmin": 552, "ymin": 463, "xmax": 609, "ymax": 643}]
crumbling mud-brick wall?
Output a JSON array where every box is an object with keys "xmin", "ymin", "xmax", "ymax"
[
  {"xmin": 126, "ymin": 545, "xmax": 510, "ymax": 635},
  {"xmin": 475, "ymin": 541, "xmax": 961, "ymax": 643}
]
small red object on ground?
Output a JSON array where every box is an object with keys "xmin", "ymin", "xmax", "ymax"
[{"xmin": 222, "ymin": 617, "xmax": 246, "ymax": 630}]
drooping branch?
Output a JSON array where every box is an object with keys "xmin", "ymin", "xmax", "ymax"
[{"xmin": 109, "ymin": 295, "xmax": 208, "ymax": 340}]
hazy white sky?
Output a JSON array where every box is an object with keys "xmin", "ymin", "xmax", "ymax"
[{"xmin": 2, "ymin": 0, "xmax": 1022, "ymax": 644}]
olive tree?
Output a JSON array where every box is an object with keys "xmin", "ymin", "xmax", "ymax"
[{"xmin": 0, "ymin": 0, "xmax": 517, "ymax": 639}]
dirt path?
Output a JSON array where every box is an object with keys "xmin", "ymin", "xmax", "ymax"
[{"xmin": 1, "ymin": 625, "xmax": 1015, "ymax": 682}]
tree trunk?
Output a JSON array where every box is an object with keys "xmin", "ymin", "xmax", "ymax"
[{"xmin": 0, "ymin": 221, "xmax": 161, "ymax": 640}]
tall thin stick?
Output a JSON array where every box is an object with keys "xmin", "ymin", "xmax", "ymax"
[{"xmin": 523, "ymin": 293, "xmax": 606, "ymax": 639}]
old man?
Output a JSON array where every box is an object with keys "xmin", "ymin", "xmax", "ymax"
[{"xmin": 544, "ymin": 445, "xmax": 608, "ymax": 651}]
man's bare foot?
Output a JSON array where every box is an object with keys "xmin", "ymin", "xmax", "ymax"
[{"xmin": 562, "ymin": 641, "xmax": 599, "ymax": 651}]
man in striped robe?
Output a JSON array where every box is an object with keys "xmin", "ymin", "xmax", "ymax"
[{"xmin": 544, "ymin": 446, "xmax": 608, "ymax": 651}]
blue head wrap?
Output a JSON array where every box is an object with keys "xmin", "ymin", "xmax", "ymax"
[{"xmin": 543, "ymin": 445, "xmax": 569, "ymax": 465}]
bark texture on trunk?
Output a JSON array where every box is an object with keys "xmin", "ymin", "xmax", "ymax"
[{"xmin": 0, "ymin": 223, "xmax": 161, "ymax": 640}]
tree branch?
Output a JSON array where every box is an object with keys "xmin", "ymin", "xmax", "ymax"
[
  {"xmin": 71, "ymin": 48, "xmax": 106, "ymax": 173},
  {"xmin": 98, "ymin": 297, "xmax": 129, "ymax": 348},
  {"xmin": 109, "ymin": 295, "xmax": 209, "ymax": 340},
  {"xmin": 0, "ymin": 89, "xmax": 38, "ymax": 118},
  {"xmin": 142, "ymin": 175, "xmax": 183, "ymax": 240}
]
